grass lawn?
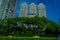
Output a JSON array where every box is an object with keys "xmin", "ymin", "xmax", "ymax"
[{"xmin": 0, "ymin": 36, "xmax": 56, "ymax": 40}]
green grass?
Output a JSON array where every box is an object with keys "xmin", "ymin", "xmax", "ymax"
[{"xmin": 0, "ymin": 37, "xmax": 56, "ymax": 40}]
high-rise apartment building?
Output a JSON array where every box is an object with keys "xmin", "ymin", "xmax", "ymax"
[
  {"xmin": 19, "ymin": 3, "xmax": 46, "ymax": 17},
  {"xmin": 20, "ymin": 2, "xmax": 28, "ymax": 17},
  {"xmin": 29, "ymin": 3, "xmax": 37, "ymax": 17},
  {"xmin": 0, "ymin": 0, "xmax": 17, "ymax": 19},
  {"xmin": 0, "ymin": 0, "xmax": 8, "ymax": 19},
  {"xmin": 38, "ymin": 3, "xmax": 46, "ymax": 17},
  {"xmin": 0, "ymin": 0, "xmax": 2, "ymax": 19}
]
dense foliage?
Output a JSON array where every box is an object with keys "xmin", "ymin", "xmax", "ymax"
[{"xmin": 0, "ymin": 16, "xmax": 60, "ymax": 37}]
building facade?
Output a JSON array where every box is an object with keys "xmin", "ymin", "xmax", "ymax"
[
  {"xmin": 20, "ymin": 2, "xmax": 28, "ymax": 17},
  {"xmin": 0, "ymin": 0, "xmax": 17, "ymax": 19},
  {"xmin": 0, "ymin": 0, "xmax": 8, "ymax": 19},
  {"xmin": 38, "ymin": 3, "xmax": 46, "ymax": 17},
  {"xmin": 0, "ymin": 0, "xmax": 3, "ymax": 19},
  {"xmin": 19, "ymin": 3, "xmax": 46, "ymax": 17},
  {"xmin": 29, "ymin": 3, "xmax": 37, "ymax": 17}
]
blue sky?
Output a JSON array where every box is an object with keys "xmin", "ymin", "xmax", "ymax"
[{"xmin": 16, "ymin": 0, "xmax": 60, "ymax": 24}]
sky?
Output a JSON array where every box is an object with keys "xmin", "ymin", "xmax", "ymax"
[{"xmin": 16, "ymin": 0, "xmax": 60, "ymax": 24}]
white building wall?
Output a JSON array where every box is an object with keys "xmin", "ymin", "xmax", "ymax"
[
  {"xmin": 38, "ymin": 3, "xmax": 46, "ymax": 17},
  {"xmin": 19, "ymin": 3, "xmax": 46, "ymax": 18},
  {"xmin": 29, "ymin": 3, "xmax": 37, "ymax": 17},
  {"xmin": 20, "ymin": 2, "xmax": 28, "ymax": 17},
  {"xmin": 29, "ymin": 3, "xmax": 37, "ymax": 15}
]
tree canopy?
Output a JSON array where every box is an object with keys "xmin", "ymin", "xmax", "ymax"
[{"xmin": 0, "ymin": 16, "xmax": 60, "ymax": 37}]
